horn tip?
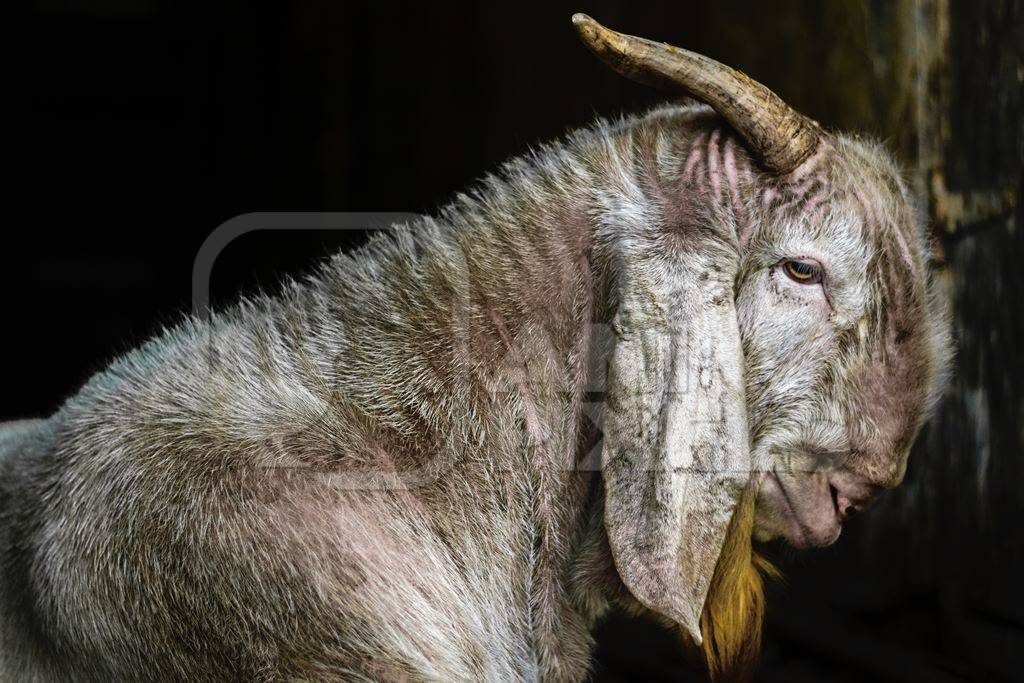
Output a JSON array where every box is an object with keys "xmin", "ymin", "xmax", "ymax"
[
  {"xmin": 571, "ymin": 13, "xmax": 610, "ymax": 52},
  {"xmin": 571, "ymin": 12, "xmax": 601, "ymax": 41}
]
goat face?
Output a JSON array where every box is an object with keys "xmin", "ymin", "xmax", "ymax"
[
  {"xmin": 735, "ymin": 138, "xmax": 952, "ymax": 549},
  {"xmin": 577, "ymin": 14, "xmax": 952, "ymax": 644}
]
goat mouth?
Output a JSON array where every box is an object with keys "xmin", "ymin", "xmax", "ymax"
[
  {"xmin": 767, "ymin": 470, "xmax": 810, "ymax": 548},
  {"xmin": 767, "ymin": 470, "xmax": 841, "ymax": 549}
]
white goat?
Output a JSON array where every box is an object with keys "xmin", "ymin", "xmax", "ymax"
[{"xmin": 0, "ymin": 15, "xmax": 950, "ymax": 682}]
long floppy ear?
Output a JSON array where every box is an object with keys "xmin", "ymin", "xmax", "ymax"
[{"xmin": 602, "ymin": 243, "xmax": 750, "ymax": 644}]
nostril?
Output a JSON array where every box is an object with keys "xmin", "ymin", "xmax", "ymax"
[{"xmin": 829, "ymin": 480, "xmax": 862, "ymax": 522}]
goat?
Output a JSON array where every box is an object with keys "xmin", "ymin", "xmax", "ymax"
[{"xmin": 0, "ymin": 14, "xmax": 951, "ymax": 682}]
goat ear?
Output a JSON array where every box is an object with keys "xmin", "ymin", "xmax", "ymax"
[{"xmin": 601, "ymin": 252, "xmax": 750, "ymax": 644}]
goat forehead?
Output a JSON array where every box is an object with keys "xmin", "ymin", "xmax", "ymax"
[
  {"xmin": 845, "ymin": 171, "xmax": 927, "ymax": 338},
  {"xmin": 818, "ymin": 148, "xmax": 925, "ymax": 317},
  {"xmin": 833, "ymin": 183, "xmax": 933, "ymax": 458},
  {"xmin": 778, "ymin": 148, "xmax": 933, "ymax": 408}
]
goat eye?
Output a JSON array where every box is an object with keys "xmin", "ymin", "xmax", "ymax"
[{"xmin": 783, "ymin": 259, "xmax": 823, "ymax": 284}]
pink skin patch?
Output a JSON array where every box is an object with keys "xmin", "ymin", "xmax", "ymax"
[
  {"xmin": 682, "ymin": 131, "xmax": 706, "ymax": 183},
  {"xmin": 723, "ymin": 137, "xmax": 747, "ymax": 225},
  {"xmin": 682, "ymin": 128, "xmax": 762, "ymax": 248},
  {"xmin": 707, "ymin": 128, "xmax": 723, "ymax": 205},
  {"xmin": 890, "ymin": 217, "xmax": 919, "ymax": 280}
]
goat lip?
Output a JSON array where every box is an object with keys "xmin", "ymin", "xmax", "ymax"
[
  {"xmin": 768, "ymin": 471, "xmax": 841, "ymax": 549},
  {"xmin": 766, "ymin": 471, "xmax": 810, "ymax": 549}
]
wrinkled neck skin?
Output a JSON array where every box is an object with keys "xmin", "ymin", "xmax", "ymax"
[{"xmin": 468, "ymin": 104, "xmax": 779, "ymax": 677}]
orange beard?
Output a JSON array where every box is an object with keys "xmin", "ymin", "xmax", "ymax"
[{"xmin": 696, "ymin": 487, "xmax": 779, "ymax": 681}]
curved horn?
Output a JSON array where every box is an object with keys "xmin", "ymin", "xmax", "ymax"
[{"xmin": 572, "ymin": 13, "xmax": 819, "ymax": 175}]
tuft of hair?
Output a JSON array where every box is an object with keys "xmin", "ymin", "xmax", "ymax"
[{"xmin": 695, "ymin": 488, "xmax": 779, "ymax": 681}]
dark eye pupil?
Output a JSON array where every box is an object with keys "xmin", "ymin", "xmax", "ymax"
[{"xmin": 792, "ymin": 262, "xmax": 812, "ymax": 275}]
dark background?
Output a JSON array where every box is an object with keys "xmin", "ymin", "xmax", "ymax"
[{"xmin": 4, "ymin": 1, "xmax": 1022, "ymax": 681}]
